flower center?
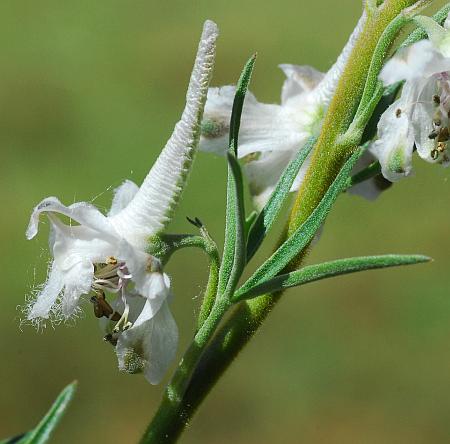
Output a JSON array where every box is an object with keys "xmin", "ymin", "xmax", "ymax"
[
  {"xmin": 89, "ymin": 256, "xmax": 134, "ymax": 343},
  {"xmin": 428, "ymin": 92, "xmax": 450, "ymax": 163}
]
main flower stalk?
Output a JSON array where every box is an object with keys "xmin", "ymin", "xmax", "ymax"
[{"xmin": 141, "ymin": 1, "xmax": 429, "ymax": 442}]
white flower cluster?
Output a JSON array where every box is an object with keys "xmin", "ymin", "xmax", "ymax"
[
  {"xmin": 371, "ymin": 13, "xmax": 450, "ymax": 181},
  {"xmin": 200, "ymin": 12, "xmax": 450, "ymax": 204},
  {"xmin": 199, "ymin": 13, "xmax": 368, "ymax": 207}
]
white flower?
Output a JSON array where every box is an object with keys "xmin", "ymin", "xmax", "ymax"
[
  {"xmin": 199, "ymin": 13, "xmax": 366, "ymax": 209},
  {"xmin": 25, "ymin": 20, "xmax": 218, "ymax": 385},
  {"xmin": 371, "ymin": 14, "xmax": 450, "ymax": 182}
]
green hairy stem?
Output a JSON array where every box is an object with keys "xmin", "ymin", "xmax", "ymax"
[{"xmin": 288, "ymin": 0, "xmax": 431, "ymax": 239}]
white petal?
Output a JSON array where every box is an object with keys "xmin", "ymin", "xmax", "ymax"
[
  {"xmin": 412, "ymin": 78, "xmax": 439, "ymax": 163},
  {"xmin": 110, "ymin": 21, "xmax": 218, "ymax": 248},
  {"xmin": 60, "ymin": 256, "xmax": 94, "ymax": 317},
  {"xmin": 116, "ymin": 300, "xmax": 178, "ymax": 385},
  {"xmin": 201, "ymin": 85, "xmax": 319, "ymax": 159},
  {"xmin": 28, "ymin": 262, "xmax": 64, "ymax": 320},
  {"xmin": 118, "ymin": 240, "xmax": 170, "ymax": 313},
  {"xmin": 108, "ymin": 180, "xmax": 139, "ymax": 216},
  {"xmin": 50, "ymin": 222, "xmax": 118, "ymax": 267},
  {"xmin": 370, "ymin": 100, "xmax": 415, "ymax": 182},
  {"xmin": 314, "ymin": 11, "xmax": 367, "ymax": 105},
  {"xmin": 380, "ymin": 40, "xmax": 450, "ymax": 85},
  {"xmin": 199, "ymin": 85, "xmax": 235, "ymax": 156},
  {"xmin": 26, "ymin": 196, "xmax": 116, "ymax": 242},
  {"xmin": 279, "ymin": 64, "xmax": 324, "ymax": 104}
]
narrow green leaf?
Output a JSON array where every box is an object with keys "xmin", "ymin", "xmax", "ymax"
[
  {"xmin": 244, "ymin": 210, "xmax": 257, "ymax": 237},
  {"xmin": 246, "ymin": 136, "xmax": 316, "ymax": 262},
  {"xmin": 235, "ymin": 254, "xmax": 431, "ymax": 301},
  {"xmin": 401, "ymin": 4, "xmax": 450, "ymax": 49},
  {"xmin": 234, "ymin": 147, "xmax": 362, "ymax": 300},
  {"xmin": 229, "ymin": 54, "xmax": 257, "ymax": 155},
  {"xmin": 0, "ymin": 433, "xmax": 30, "ymax": 444},
  {"xmin": 218, "ymin": 55, "xmax": 256, "ymax": 295},
  {"xmin": 22, "ymin": 381, "xmax": 77, "ymax": 444},
  {"xmin": 224, "ymin": 152, "xmax": 246, "ymax": 294}
]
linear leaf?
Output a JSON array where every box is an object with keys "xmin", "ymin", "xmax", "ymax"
[
  {"xmin": 225, "ymin": 152, "xmax": 246, "ymax": 294},
  {"xmin": 401, "ymin": 4, "xmax": 450, "ymax": 48},
  {"xmin": 0, "ymin": 433, "xmax": 30, "ymax": 444},
  {"xmin": 244, "ymin": 211, "xmax": 257, "ymax": 237},
  {"xmin": 217, "ymin": 55, "xmax": 256, "ymax": 295},
  {"xmin": 229, "ymin": 54, "xmax": 257, "ymax": 155},
  {"xmin": 234, "ymin": 147, "xmax": 363, "ymax": 300},
  {"xmin": 234, "ymin": 254, "xmax": 431, "ymax": 301},
  {"xmin": 246, "ymin": 136, "xmax": 316, "ymax": 262},
  {"xmin": 22, "ymin": 381, "xmax": 77, "ymax": 444}
]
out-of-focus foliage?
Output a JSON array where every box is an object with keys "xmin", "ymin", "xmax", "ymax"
[
  {"xmin": 0, "ymin": 382, "xmax": 76, "ymax": 444},
  {"xmin": 1, "ymin": 1, "xmax": 449, "ymax": 443}
]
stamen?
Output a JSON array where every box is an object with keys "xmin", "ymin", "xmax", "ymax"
[
  {"xmin": 437, "ymin": 127, "xmax": 449, "ymax": 143},
  {"xmin": 113, "ymin": 302, "xmax": 132, "ymax": 333},
  {"xmin": 437, "ymin": 141, "xmax": 447, "ymax": 153},
  {"xmin": 104, "ymin": 332, "xmax": 119, "ymax": 346},
  {"xmin": 90, "ymin": 257, "xmax": 134, "ymax": 331},
  {"xmin": 428, "ymin": 130, "xmax": 439, "ymax": 140},
  {"xmin": 90, "ymin": 293, "xmax": 121, "ymax": 320}
]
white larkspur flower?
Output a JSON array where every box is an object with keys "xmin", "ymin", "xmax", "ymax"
[
  {"xmin": 371, "ymin": 13, "xmax": 450, "ymax": 182},
  {"xmin": 199, "ymin": 13, "xmax": 366, "ymax": 209},
  {"xmin": 25, "ymin": 20, "xmax": 218, "ymax": 385}
]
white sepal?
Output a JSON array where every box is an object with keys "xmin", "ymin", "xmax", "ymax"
[
  {"xmin": 27, "ymin": 262, "xmax": 64, "ymax": 320},
  {"xmin": 108, "ymin": 180, "xmax": 139, "ymax": 216},
  {"xmin": 279, "ymin": 64, "xmax": 324, "ymax": 104}
]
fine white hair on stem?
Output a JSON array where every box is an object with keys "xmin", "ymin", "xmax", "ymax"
[
  {"xmin": 314, "ymin": 11, "xmax": 367, "ymax": 105},
  {"xmin": 110, "ymin": 20, "xmax": 219, "ymax": 248}
]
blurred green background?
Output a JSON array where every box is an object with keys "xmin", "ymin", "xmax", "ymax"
[{"xmin": 1, "ymin": 1, "xmax": 450, "ymax": 443}]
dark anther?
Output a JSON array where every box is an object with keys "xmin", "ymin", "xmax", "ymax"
[
  {"xmin": 428, "ymin": 130, "xmax": 438, "ymax": 139},
  {"xmin": 433, "ymin": 94, "xmax": 441, "ymax": 105},
  {"xmin": 395, "ymin": 108, "xmax": 401, "ymax": 118},
  {"xmin": 110, "ymin": 311, "xmax": 122, "ymax": 322},
  {"xmin": 431, "ymin": 149, "xmax": 439, "ymax": 160},
  {"xmin": 90, "ymin": 295, "xmax": 104, "ymax": 318},
  {"xmin": 104, "ymin": 333, "xmax": 118, "ymax": 346},
  {"xmin": 186, "ymin": 216, "xmax": 203, "ymax": 228},
  {"xmin": 90, "ymin": 292, "xmax": 114, "ymax": 319},
  {"xmin": 437, "ymin": 127, "xmax": 449, "ymax": 143}
]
